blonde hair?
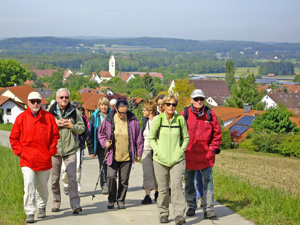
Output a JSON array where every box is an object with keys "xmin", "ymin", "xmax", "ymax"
[
  {"xmin": 162, "ymin": 95, "xmax": 178, "ymax": 104},
  {"xmin": 97, "ymin": 97, "xmax": 110, "ymax": 111},
  {"xmin": 142, "ymin": 100, "xmax": 157, "ymax": 115}
]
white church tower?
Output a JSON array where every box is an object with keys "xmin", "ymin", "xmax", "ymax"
[{"xmin": 109, "ymin": 55, "xmax": 115, "ymax": 77}]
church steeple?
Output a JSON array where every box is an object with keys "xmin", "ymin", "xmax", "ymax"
[{"xmin": 109, "ymin": 55, "xmax": 115, "ymax": 77}]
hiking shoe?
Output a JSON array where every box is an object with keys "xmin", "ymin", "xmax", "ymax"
[
  {"xmin": 37, "ymin": 207, "xmax": 46, "ymax": 218},
  {"xmin": 186, "ymin": 208, "xmax": 195, "ymax": 217},
  {"xmin": 154, "ymin": 191, "xmax": 159, "ymax": 202},
  {"xmin": 26, "ymin": 214, "xmax": 34, "ymax": 223},
  {"xmin": 72, "ymin": 205, "xmax": 82, "ymax": 214},
  {"xmin": 63, "ymin": 187, "xmax": 69, "ymax": 195},
  {"xmin": 117, "ymin": 203, "xmax": 126, "ymax": 209},
  {"xmin": 159, "ymin": 215, "xmax": 168, "ymax": 223},
  {"xmin": 175, "ymin": 215, "xmax": 186, "ymax": 225},
  {"xmin": 102, "ymin": 186, "xmax": 108, "ymax": 195},
  {"xmin": 204, "ymin": 211, "xmax": 217, "ymax": 219},
  {"xmin": 51, "ymin": 207, "xmax": 60, "ymax": 212},
  {"xmin": 141, "ymin": 195, "xmax": 152, "ymax": 204},
  {"xmin": 107, "ymin": 202, "xmax": 114, "ymax": 209}
]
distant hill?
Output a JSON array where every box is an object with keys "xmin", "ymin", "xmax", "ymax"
[{"xmin": 0, "ymin": 36, "xmax": 300, "ymax": 58}]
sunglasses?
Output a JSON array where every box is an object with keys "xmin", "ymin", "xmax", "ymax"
[
  {"xmin": 165, "ymin": 103, "xmax": 177, "ymax": 107},
  {"xmin": 30, "ymin": 99, "xmax": 41, "ymax": 104},
  {"xmin": 117, "ymin": 110, "xmax": 127, "ymax": 115},
  {"xmin": 59, "ymin": 96, "xmax": 69, "ymax": 99},
  {"xmin": 193, "ymin": 97, "xmax": 205, "ymax": 102}
]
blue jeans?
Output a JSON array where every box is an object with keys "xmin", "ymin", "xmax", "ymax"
[
  {"xmin": 185, "ymin": 167, "xmax": 214, "ymax": 212},
  {"xmin": 194, "ymin": 170, "xmax": 203, "ymax": 201}
]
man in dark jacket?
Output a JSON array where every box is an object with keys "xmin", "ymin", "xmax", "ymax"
[
  {"xmin": 49, "ymin": 88, "xmax": 85, "ymax": 214},
  {"xmin": 180, "ymin": 89, "xmax": 222, "ymax": 220}
]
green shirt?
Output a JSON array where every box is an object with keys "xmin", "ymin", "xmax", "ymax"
[{"xmin": 148, "ymin": 113, "xmax": 189, "ymax": 167}]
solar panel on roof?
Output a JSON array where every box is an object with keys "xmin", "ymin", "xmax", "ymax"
[
  {"xmin": 229, "ymin": 125, "xmax": 249, "ymax": 136},
  {"xmin": 235, "ymin": 115, "xmax": 255, "ymax": 126}
]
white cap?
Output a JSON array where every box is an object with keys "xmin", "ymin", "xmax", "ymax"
[
  {"xmin": 110, "ymin": 98, "xmax": 117, "ymax": 105},
  {"xmin": 191, "ymin": 89, "xmax": 205, "ymax": 98},
  {"xmin": 27, "ymin": 92, "xmax": 42, "ymax": 100}
]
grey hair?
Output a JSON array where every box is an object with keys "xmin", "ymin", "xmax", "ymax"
[{"xmin": 56, "ymin": 88, "xmax": 70, "ymax": 97}]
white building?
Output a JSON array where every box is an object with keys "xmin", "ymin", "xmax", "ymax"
[
  {"xmin": 109, "ymin": 55, "xmax": 115, "ymax": 77},
  {"xmin": 0, "ymin": 96, "xmax": 25, "ymax": 124}
]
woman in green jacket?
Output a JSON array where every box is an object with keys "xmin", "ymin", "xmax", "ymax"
[{"xmin": 148, "ymin": 95, "xmax": 189, "ymax": 225}]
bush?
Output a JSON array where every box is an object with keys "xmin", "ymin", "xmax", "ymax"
[
  {"xmin": 277, "ymin": 134, "xmax": 300, "ymax": 157},
  {"xmin": 239, "ymin": 138, "xmax": 255, "ymax": 151},
  {"xmin": 221, "ymin": 129, "xmax": 232, "ymax": 150},
  {"xmin": 251, "ymin": 130, "xmax": 283, "ymax": 153}
]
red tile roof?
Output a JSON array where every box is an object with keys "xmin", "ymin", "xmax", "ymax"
[
  {"xmin": 212, "ymin": 106, "xmax": 244, "ymax": 121},
  {"xmin": 82, "ymin": 93, "xmax": 106, "ymax": 111},
  {"xmin": 132, "ymin": 72, "xmax": 164, "ymax": 79},
  {"xmin": 63, "ymin": 69, "xmax": 73, "ymax": 79},
  {"xmin": 99, "ymin": 71, "xmax": 112, "ymax": 78},
  {"xmin": 280, "ymin": 84, "xmax": 300, "ymax": 93},
  {"xmin": 24, "ymin": 80, "xmax": 34, "ymax": 85},
  {"xmin": 117, "ymin": 72, "xmax": 131, "ymax": 82},
  {"xmin": 4, "ymin": 85, "xmax": 48, "ymax": 105},
  {"xmin": 30, "ymin": 69, "xmax": 57, "ymax": 77}
]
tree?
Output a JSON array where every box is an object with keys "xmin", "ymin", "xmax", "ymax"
[
  {"xmin": 32, "ymin": 78, "xmax": 45, "ymax": 88},
  {"xmin": 0, "ymin": 59, "xmax": 31, "ymax": 86},
  {"xmin": 225, "ymin": 61, "xmax": 235, "ymax": 90},
  {"xmin": 143, "ymin": 73, "xmax": 154, "ymax": 94},
  {"xmin": 130, "ymin": 88, "xmax": 150, "ymax": 99},
  {"xmin": 251, "ymin": 105, "xmax": 298, "ymax": 133},
  {"xmin": 225, "ymin": 74, "xmax": 265, "ymax": 110},
  {"xmin": 169, "ymin": 77, "xmax": 194, "ymax": 113}
]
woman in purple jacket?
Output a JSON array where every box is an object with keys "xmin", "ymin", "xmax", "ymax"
[{"xmin": 98, "ymin": 100, "xmax": 143, "ymax": 209}]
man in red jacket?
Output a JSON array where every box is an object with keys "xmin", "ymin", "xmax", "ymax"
[
  {"xmin": 180, "ymin": 89, "xmax": 222, "ymax": 220},
  {"xmin": 9, "ymin": 92, "xmax": 60, "ymax": 223}
]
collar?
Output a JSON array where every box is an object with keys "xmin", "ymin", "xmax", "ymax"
[{"xmin": 191, "ymin": 104, "xmax": 204, "ymax": 118}]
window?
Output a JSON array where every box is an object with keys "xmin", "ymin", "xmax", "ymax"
[{"xmin": 6, "ymin": 108, "xmax": 11, "ymax": 115}]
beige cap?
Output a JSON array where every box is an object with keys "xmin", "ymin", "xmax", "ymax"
[
  {"xmin": 191, "ymin": 89, "xmax": 205, "ymax": 98},
  {"xmin": 27, "ymin": 92, "xmax": 42, "ymax": 100}
]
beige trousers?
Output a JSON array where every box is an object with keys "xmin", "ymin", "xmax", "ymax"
[
  {"xmin": 51, "ymin": 154, "xmax": 80, "ymax": 209},
  {"xmin": 153, "ymin": 159, "xmax": 186, "ymax": 218}
]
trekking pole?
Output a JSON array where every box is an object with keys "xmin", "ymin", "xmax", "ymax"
[{"xmin": 92, "ymin": 139, "xmax": 111, "ymax": 200}]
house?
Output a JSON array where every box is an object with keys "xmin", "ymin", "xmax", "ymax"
[
  {"xmin": 224, "ymin": 108, "xmax": 264, "ymax": 142},
  {"xmin": 78, "ymin": 87, "xmax": 105, "ymax": 105},
  {"xmin": 268, "ymin": 73, "xmax": 275, "ymax": 77},
  {"xmin": 261, "ymin": 93, "xmax": 300, "ymax": 110},
  {"xmin": 0, "ymin": 96, "xmax": 26, "ymax": 123},
  {"xmin": 131, "ymin": 72, "xmax": 164, "ymax": 80},
  {"xmin": 99, "ymin": 71, "xmax": 113, "ymax": 82},
  {"xmin": 280, "ymin": 84, "xmax": 300, "ymax": 93},
  {"xmin": 0, "ymin": 85, "xmax": 49, "ymax": 109},
  {"xmin": 90, "ymin": 72, "xmax": 102, "ymax": 84},
  {"xmin": 212, "ymin": 106, "xmax": 244, "ymax": 127},
  {"xmin": 82, "ymin": 93, "xmax": 106, "ymax": 116},
  {"xmin": 117, "ymin": 72, "xmax": 135, "ymax": 83},
  {"xmin": 35, "ymin": 88, "xmax": 53, "ymax": 100},
  {"xmin": 30, "ymin": 69, "xmax": 57, "ymax": 77},
  {"xmin": 99, "ymin": 86, "xmax": 116, "ymax": 96},
  {"xmin": 257, "ymin": 84, "xmax": 272, "ymax": 93},
  {"xmin": 63, "ymin": 69, "xmax": 73, "ymax": 82}
]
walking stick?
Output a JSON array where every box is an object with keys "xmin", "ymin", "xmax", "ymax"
[{"xmin": 92, "ymin": 140, "xmax": 111, "ymax": 200}]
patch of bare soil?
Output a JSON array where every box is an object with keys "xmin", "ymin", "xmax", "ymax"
[{"xmin": 214, "ymin": 149, "xmax": 300, "ymax": 194}]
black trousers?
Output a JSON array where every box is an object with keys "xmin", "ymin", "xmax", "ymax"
[
  {"xmin": 97, "ymin": 149, "xmax": 108, "ymax": 188},
  {"xmin": 107, "ymin": 160, "xmax": 132, "ymax": 204}
]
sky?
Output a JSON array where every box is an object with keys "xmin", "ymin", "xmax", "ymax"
[{"xmin": 0, "ymin": 0, "xmax": 299, "ymax": 43}]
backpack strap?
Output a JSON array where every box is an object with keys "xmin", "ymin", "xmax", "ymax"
[
  {"xmin": 205, "ymin": 105, "xmax": 212, "ymax": 122},
  {"xmin": 156, "ymin": 116, "xmax": 163, "ymax": 140},
  {"xmin": 184, "ymin": 106, "xmax": 189, "ymax": 121}
]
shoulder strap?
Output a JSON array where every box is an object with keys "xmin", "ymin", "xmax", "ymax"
[
  {"xmin": 184, "ymin": 106, "xmax": 189, "ymax": 121},
  {"xmin": 177, "ymin": 117, "xmax": 183, "ymax": 144},
  {"xmin": 156, "ymin": 116, "xmax": 163, "ymax": 139},
  {"xmin": 205, "ymin": 105, "xmax": 212, "ymax": 122}
]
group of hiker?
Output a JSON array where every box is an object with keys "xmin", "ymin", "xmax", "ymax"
[{"xmin": 9, "ymin": 87, "xmax": 222, "ymax": 225}]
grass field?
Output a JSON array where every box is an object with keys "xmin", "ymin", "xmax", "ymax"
[
  {"xmin": 0, "ymin": 146, "xmax": 25, "ymax": 225},
  {"xmin": 214, "ymin": 149, "xmax": 300, "ymax": 225},
  {"xmin": 0, "ymin": 123, "xmax": 13, "ymax": 131}
]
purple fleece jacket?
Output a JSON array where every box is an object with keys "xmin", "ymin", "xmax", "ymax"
[{"xmin": 98, "ymin": 109, "xmax": 143, "ymax": 166}]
